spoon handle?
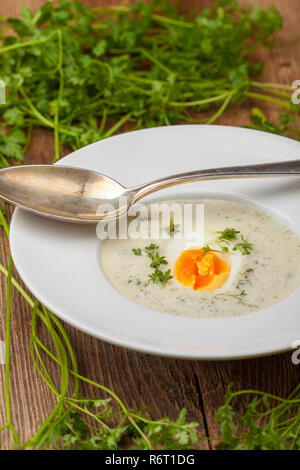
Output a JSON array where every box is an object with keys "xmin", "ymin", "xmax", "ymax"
[{"xmin": 132, "ymin": 158, "xmax": 300, "ymax": 201}]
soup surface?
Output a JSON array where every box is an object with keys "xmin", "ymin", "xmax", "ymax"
[{"xmin": 100, "ymin": 199, "xmax": 300, "ymax": 318}]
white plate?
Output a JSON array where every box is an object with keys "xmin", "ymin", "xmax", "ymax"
[{"xmin": 9, "ymin": 125, "xmax": 300, "ymax": 359}]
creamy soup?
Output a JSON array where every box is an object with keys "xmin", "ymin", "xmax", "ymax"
[{"xmin": 100, "ymin": 199, "xmax": 300, "ymax": 318}]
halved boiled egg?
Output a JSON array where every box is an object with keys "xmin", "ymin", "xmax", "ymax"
[{"xmin": 174, "ymin": 248, "xmax": 231, "ymax": 291}]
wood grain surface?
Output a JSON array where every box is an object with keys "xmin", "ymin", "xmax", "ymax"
[{"xmin": 0, "ymin": 0, "xmax": 299, "ymax": 450}]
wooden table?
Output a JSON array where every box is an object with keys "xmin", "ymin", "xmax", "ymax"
[{"xmin": 0, "ymin": 0, "xmax": 299, "ymax": 450}]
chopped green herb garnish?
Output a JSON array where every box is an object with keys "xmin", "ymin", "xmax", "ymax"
[
  {"xmin": 145, "ymin": 244, "xmax": 173, "ymax": 285},
  {"xmin": 201, "ymin": 245, "xmax": 225, "ymax": 256},
  {"xmin": 166, "ymin": 211, "xmax": 175, "ymax": 235},
  {"xmin": 218, "ymin": 289, "xmax": 247, "ymax": 304},
  {"xmin": 132, "ymin": 243, "xmax": 173, "ymax": 286},
  {"xmin": 230, "ymin": 289, "xmax": 246, "ymax": 300},
  {"xmin": 233, "ymin": 236, "xmax": 253, "ymax": 255},
  {"xmin": 202, "ymin": 245, "xmax": 214, "ymax": 256},
  {"xmin": 149, "ymin": 268, "xmax": 173, "ymax": 286},
  {"xmin": 145, "ymin": 243, "xmax": 168, "ymax": 268},
  {"xmin": 214, "ymin": 228, "xmax": 253, "ymax": 256},
  {"xmin": 164, "ymin": 211, "xmax": 180, "ymax": 235},
  {"xmin": 215, "ymin": 228, "xmax": 240, "ymax": 243}
]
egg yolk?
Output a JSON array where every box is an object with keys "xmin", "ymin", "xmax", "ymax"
[{"xmin": 174, "ymin": 248, "xmax": 230, "ymax": 291}]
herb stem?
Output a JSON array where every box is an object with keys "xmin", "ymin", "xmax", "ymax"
[
  {"xmin": 104, "ymin": 112, "xmax": 132, "ymax": 138},
  {"xmin": 169, "ymin": 91, "xmax": 231, "ymax": 108},
  {"xmin": 205, "ymin": 90, "xmax": 236, "ymax": 124},
  {"xmin": 20, "ymin": 87, "xmax": 54, "ymax": 129},
  {"xmin": 4, "ymin": 256, "xmax": 21, "ymax": 449},
  {"xmin": 97, "ymin": 5, "xmax": 193, "ymax": 29},
  {"xmin": 0, "ymin": 30, "xmax": 59, "ymax": 55},
  {"xmin": 251, "ymin": 81, "xmax": 293, "ymax": 91},
  {"xmin": 246, "ymin": 91, "xmax": 292, "ymax": 109}
]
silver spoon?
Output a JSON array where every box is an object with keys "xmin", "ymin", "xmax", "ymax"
[{"xmin": 0, "ymin": 160, "xmax": 300, "ymax": 223}]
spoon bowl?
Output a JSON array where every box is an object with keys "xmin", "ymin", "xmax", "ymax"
[{"xmin": 0, "ymin": 165, "xmax": 130, "ymax": 222}]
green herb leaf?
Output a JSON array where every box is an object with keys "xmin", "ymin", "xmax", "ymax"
[
  {"xmin": 233, "ymin": 235, "xmax": 253, "ymax": 255},
  {"xmin": 145, "ymin": 243, "xmax": 168, "ymax": 268},
  {"xmin": 215, "ymin": 227, "xmax": 240, "ymax": 242}
]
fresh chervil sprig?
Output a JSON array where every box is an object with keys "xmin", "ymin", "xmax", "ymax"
[
  {"xmin": 202, "ymin": 245, "xmax": 213, "ymax": 256},
  {"xmin": 227, "ymin": 289, "xmax": 247, "ymax": 303},
  {"xmin": 216, "ymin": 289, "xmax": 247, "ymax": 305},
  {"xmin": 149, "ymin": 268, "xmax": 173, "ymax": 286},
  {"xmin": 233, "ymin": 236, "xmax": 253, "ymax": 255},
  {"xmin": 144, "ymin": 244, "xmax": 173, "ymax": 285},
  {"xmin": 132, "ymin": 243, "xmax": 173, "ymax": 285},
  {"xmin": 144, "ymin": 243, "xmax": 168, "ymax": 268},
  {"xmin": 214, "ymin": 228, "xmax": 253, "ymax": 256},
  {"xmin": 133, "ymin": 243, "xmax": 173, "ymax": 286},
  {"xmin": 215, "ymin": 228, "xmax": 240, "ymax": 243},
  {"xmin": 164, "ymin": 211, "xmax": 179, "ymax": 235}
]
